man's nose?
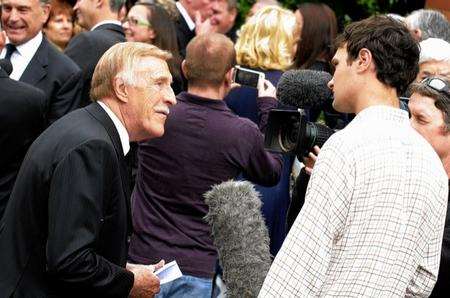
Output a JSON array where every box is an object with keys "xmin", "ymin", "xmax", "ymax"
[
  {"xmin": 8, "ymin": 9, "xmax": 20, "ymax": 22},
  {"xmin": 165, "ymin": 88, "xmax": 177, "ymax": 106}
]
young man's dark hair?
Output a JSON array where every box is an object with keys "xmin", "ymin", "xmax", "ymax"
[{"xmin": 335, "ymin": 15, "xmax": 419, "ymax": 96}]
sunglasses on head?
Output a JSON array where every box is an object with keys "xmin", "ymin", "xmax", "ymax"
[{"xmin": 421, "ymin": 77, "xmax": 450, "ymax": 97}]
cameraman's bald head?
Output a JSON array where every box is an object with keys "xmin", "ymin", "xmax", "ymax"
[{"xmin": 183, "ymin": 33, "xmax": 236, "ymax": 88}]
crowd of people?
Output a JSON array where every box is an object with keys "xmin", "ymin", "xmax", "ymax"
[{"xmin": 0, "ymin": 0, "xmax": 449, "ymax": 297}]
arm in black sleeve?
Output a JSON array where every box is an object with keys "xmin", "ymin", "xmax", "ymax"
[
  {"xmin": 47, "ymin": 68, "xmax": 83, "ymax": 125},
  {"xmin": 239, "ymin": 123, "xmax": 283, "ymax": 187},
  {"xmin": 257, "ymin": 96, "xmax": 277, "ymax": 134},
  {"xmin": 46, "ymin": 140, "xmax": 133, "ymax": 296},
  {"xmin": 286, "ymin": 167, "xmax": 310, "ymax": 232}
]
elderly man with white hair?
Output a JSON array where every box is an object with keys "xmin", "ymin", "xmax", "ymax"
[
  {"xmin": 416, "ymin": 38, "xmax": 450, "ymax": 82},
  {"xmin": 405, "ymin": 9, "xmax": 450, "ymax": 42}
]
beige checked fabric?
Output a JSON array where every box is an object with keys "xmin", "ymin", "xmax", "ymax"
[{"xmin": 259, "ymin": 106, "xmax": 449, "ymax": 297}]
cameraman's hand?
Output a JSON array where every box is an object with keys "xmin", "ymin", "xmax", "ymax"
[
  {"xmin": 257, "ymin": 79, "xmax": 276, "ymax": 98},
  {"xmin": 303, "ymin": 145, "xmax": 321, "ymax": 175},
  {"xmin": 127, "ymin": 260, "xmax": 165, "ymax": 298}
]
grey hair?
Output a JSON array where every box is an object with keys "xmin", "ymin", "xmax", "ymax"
[
  {"xmin": 406, "ymin": 9, "xmax": 450, "ymax": 42},
  {"xmin": 39, "ymin": 0, "xmax": 50, "ymax": 4},
  {"xmin": 109, "ymin": 0, "xmax": 125, "ymax": 12},
  {"xmin": 419, "ymin": 38, "xmax": 450, "ymax": 64}
]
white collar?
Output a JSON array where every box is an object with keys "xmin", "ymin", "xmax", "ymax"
[
  {"xmin": 11, "ymin": 31, "xmax": 43, "ymax": 60},
  {"xmin": 176, "ymin": 2, "xmax": 195, "ymax": 31},
  {"xmin": 97, "ymin": 101, "xmax": 130, "ymax": 156},
  {"xmin": 91, "ymin": 20, "xmax": 122, "ymax": 31}
]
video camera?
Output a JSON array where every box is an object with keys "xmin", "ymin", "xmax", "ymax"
[{"xmin": 264, "ymin": 109, "xmax": 335, "ymax": 157}]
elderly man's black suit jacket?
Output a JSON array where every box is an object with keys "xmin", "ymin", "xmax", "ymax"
[
  {"xmin": 65, "ymin": 23, "xmax": 126, "ymax": 107},
  {"xmin": 0, "ymin": 68, "xmax": 46, "ymax": 220},
  {"xmin": 20, "ymin": 36, "xmax": 83, "ymax": 126},
  {"xmin": 174, "ymin": 13, "xmax": 195, "ymax": 57},
  {"xmin": 0, "ymin": 103, "xmax": 134, "ymax": 297}
]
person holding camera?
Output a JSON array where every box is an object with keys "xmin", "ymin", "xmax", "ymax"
[
  {"xmin": 260, "ymin": 16, "xmax": 448, "ymax": 297},
  {"xmin": 225, "ymin": 5, "xmax": 299, "ymax": 258},
  {"xmin": 128, "ymin": 33, "xmax": 282, "ymax": 297}
]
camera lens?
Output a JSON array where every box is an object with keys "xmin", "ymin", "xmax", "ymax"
[
  {"xmin": 278, "ymin": 118, "xmax": 300, "ymax": 153},
  {"xmin": 302, "ymin": 122, "xmax": 335, "ymax": 155}
]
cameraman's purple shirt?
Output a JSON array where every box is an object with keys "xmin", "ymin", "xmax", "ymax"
[{"xmin": 128, "ymin": 92, "xmax": 282, "ymax": 278}]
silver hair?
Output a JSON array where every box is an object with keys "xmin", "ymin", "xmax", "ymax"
[
  {"xmin": 419, "ymin": 38, "xmax": 450, "ymax": 64},
  {"xmin": 406, "ymin": 9, "xmax": 450, "ymax": 42}
]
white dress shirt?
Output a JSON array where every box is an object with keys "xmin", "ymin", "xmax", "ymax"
[
  {"xmin": 97, "ymin": 101, "xmax": 130, "ymax": 156},
  {"xmin": 176, "ymin": 1, "xmax": 195, "ymax": 31},
  {"xmin": 0, "ymin": 31, "xmax": 43, "ymax": 80},
  {"xmin": 259, "ymin": 105, "xmax": 449, "ymax": 297}
]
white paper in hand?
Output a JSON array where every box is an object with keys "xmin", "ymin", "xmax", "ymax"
[{"xmin": 154, "ymin": 261, "xmax": 183, "ymax": 285}]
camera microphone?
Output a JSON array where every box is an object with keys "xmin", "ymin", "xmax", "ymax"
[
  {"xmin": 204, "ymin": 180, "xmax": 272, "ymax": 298},
  {"xmin": 276, "ymin": 69, "xmax": 333, "ymax": 109},
  {"xmin": 0, "ymin": 59, "xmax": 13, "ymax": 76},
  {"xmin": 265, "ymin": 70, "xmax": 336, "ymax": 157}
]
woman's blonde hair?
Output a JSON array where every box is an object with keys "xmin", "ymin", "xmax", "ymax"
[{"xmin": 235, "ymin": 6, "xmax": 298, "ymax": 70}]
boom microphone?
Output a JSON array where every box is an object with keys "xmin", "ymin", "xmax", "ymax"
[
  {"xmin": 0, "ymin": 59, "xmax": 13, "ymax": 76},
  {"xmin": 276, "ymin": 69, "xmax": 333, "ymax": 109},
  {"xmin": 204, "ymin": 180, "xmax": 271, "ymax": 298}
]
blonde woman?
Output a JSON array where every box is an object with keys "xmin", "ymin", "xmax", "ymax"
[{"xmin": 224, "ymin": 5, "xmax": 299, "ymax": 257}]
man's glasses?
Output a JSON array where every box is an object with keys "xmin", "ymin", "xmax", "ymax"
[
  {"xmin": 421, "ymin": 77, "xmax": 450, "ymax": 97},
  {"xmin": 122, "ymin": 17, "xmax": 151, "ymax": 28}
]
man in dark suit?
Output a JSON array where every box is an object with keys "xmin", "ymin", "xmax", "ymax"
[
  {"xmin": 0, "ymin": 42, "xmax": 177, "ymax": 297},
  {"xmin": 0, "ymin": 59, "xmax": 46, "ymax": 220},
  {"xmin": 0, "ymin": 0, "xmax": 83, "ymax": 126},
  {"xmin": 174, "ymin": 0, "xmax": 215, "ymax": 56},
  {"xmin": 65, "ymin": 0, "xmax": 126, "ymax": 107}
]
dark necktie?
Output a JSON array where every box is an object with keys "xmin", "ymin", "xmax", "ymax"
[{"xmin": 4, "ymin": 44, "xmax": 17, "ymax": 61}]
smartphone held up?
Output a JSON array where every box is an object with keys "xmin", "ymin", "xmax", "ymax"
[{"xmin": 233, "ymin": 66, "xmax": 265, "ymax": 88}]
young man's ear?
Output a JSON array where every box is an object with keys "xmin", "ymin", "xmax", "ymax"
[
  {"xmin": 112, "ymin": 76, "xmax": 129, "ymax": 103},
  {"xmin": 356, "ymin": 48, "xmax": 373, "ymax": 73}
]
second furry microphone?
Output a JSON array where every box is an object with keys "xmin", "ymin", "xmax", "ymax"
[{"xmin": 204, "ymin": 181, "xmax": 272, "ymax": 298}]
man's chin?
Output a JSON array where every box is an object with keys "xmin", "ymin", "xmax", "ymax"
[{"xmin": 5, "ymin": 34, "xmax": 27, "ymax": 45}]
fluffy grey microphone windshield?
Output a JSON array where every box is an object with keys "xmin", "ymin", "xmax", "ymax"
[
  {"xmin": 276, "ymin": 69, "xmax": 333, "ymax": 109},
  {"xmin": 204, "ymin": 180, "xmax": 271, "ymax": 298}
]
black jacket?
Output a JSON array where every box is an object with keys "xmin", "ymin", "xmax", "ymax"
[
  {"xmin": 430, "ymin": 180, "xmax": 450, "ymax": 298},
  {"xmin": 20, "ymin": 37, "xmax": 83, "ymax": 126},
  {"xmin": 174, "ymin": 14, "xmax": 195, "ymax": 57},
  {"xmin": 65, "ymin": 23, "xmax": 126, "ymax": 107},
  {"xmin": 0, "ymin": 68, "xmax": 46, "ymax": 220},
  {"xmin": 0, "ymin": 103, "xmax": 134, "ymax": 297}
]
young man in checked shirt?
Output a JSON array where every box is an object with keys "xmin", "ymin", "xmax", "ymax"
[{"xmin": 259, "ymin": 16, "xmax": 449, "ymax": 297}]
